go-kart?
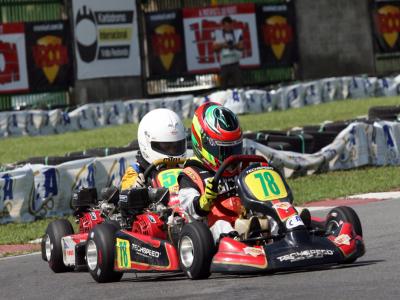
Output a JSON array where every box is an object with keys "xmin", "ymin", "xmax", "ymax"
[
  {"xmin": 85, "ymin": 155, "xmax": 365, "ymax": 283},
  {"xmin": 41, "ymin": 158, "xmax": 186, "ymax": 273}
]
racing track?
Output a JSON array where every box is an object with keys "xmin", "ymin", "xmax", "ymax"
[{"xmin": 1, "ymin": 198, "xmax": 399, "ymax": 300}]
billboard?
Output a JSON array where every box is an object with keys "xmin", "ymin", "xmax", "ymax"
[
  {"xmin": 256, "ymin": 2, "xmax": 297, "ymax": 67},
  {"xmin": 145, "ymin": 10, "xmax": 187, "ymax": 76},
  {"xmin": 25, "ymin": 21, "xmax": 73, "ymax": 92},
  {"xmin": 0, "ymin": 23, "xmax": 29, "ymax": 94},
  {"xmin": 183, "ymin": 4, "xmax": 260, "ymax": 73},
  {"xmin": 72, "ymin": 0, "xmax": 141, "ymax": 79}
]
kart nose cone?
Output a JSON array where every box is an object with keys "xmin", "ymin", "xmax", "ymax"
[
  {"xmin": 180, "ymin": 236, "xmax": 194, "ymax": 268},
  {"xmin": 87, "ymin": 240, "xmax": 98, "ymax": 271},
  {"xmin": 45, "ymin": 234, "xmax": 52, "ymax": 261}
]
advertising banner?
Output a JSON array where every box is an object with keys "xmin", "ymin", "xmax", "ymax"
[
  {"xmin": 0, "ymin": 23, "xmax": 29, "ymax": 94},
  {"xmin": 371, "ymin": 0, "xmax": 400, "ymax": 53},
  {"xmin": 72, "ymin": 0, "xmax": 141, "ymax": 79},
  {"xmin": 183, "ymin": 4, "xmax": 260, "ymax": 73},
  {"xmin": 145, "ymin": 10, "xmax": 187, "ymax": 76},
  {"xmin": 25, "ymin": 21, "xmax": 73, "ymax": 92},
  {"xmin": 256, "ymin": 1, "xmax": 297, "ymax": 67}
]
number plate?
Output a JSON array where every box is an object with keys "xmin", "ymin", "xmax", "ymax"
[
  {"xmin": 244, "ymin": 169, "xmax": 288, "ymax": 201},
  {"xmin": 157, "ymin": 169, "xmax": 182, "ymax": 192},
  {"xmin": 116, "ymin": 238, "xmax": 131, "ymax": 269}
]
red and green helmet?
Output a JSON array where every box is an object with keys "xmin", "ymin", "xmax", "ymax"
[{"xmin": 191, "ymin": 102, "xmax": 243, "ymax": 173}]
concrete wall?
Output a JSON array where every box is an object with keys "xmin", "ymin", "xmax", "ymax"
[
  {"xmin": 72, "ymin": 77, "xmax": 143, "ymax": 105},
  {"xmin": 295, "ymin": 0, "xmax": 375, "ymax": 80}
]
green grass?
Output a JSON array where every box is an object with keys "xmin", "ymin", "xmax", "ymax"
[
  {"xmin": 289, "ymin": 166, "xmax": 400, "ymax": 205},
  {"xmin": 0, "ymin": 96, "xmax": 400, "ymax": 245},
  {"xmin": 0, "ymin": 216, "xmax": 77, "ymax": 245},
  {"xmin": 1, "ymin": 96, "xmax": 399, "ymax": 165}
]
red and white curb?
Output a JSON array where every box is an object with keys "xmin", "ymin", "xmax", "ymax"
[{"xmin": 300, "ymin": 191, "xmax": 400, "ymax": 212}]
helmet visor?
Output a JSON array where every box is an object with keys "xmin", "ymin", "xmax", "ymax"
[
  {"xmin": 204, "ymin": 137, "xmax": 243, "ymax": 163},
  {"xmin": 151, "ymin": 139, "xmax": 186, "ymax": 156}
]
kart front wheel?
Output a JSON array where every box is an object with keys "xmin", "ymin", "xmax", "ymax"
[
  {"xmin": 44, "ymin": 219, "xmax": 74, "ymax": 273},
  {"xmin": 178, "ymin": 222, "xmax": 215, "ymax": 280},
  {"xmin": 86, "ymin": 223, "xmax": 123, "ymax": 283},
  {"xmin": 326, "ymin": 206, "xmax": 363, "ymax": 237}
]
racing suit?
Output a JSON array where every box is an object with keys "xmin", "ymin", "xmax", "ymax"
[
  {"xmin": 120, "ymin": 151, "xmax": 150, "ymax": 191},
  {"xmin": 177, "ymin": 159, "xmax": 237, "ymax": 242}
]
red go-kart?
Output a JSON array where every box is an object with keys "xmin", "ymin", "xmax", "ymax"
[{"xmin": 84, "ymin": 155, "xmax": 365, "ymax": 283}]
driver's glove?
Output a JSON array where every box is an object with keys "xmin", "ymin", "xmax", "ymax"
[
  {"xmin": 133, "ymin": 173, "xmax": 146, "ymax": 188},
  {"xmin": 199, "ymin": 178, "xmax": 218, "ymax": 212}
]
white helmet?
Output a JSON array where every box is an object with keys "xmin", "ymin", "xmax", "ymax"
[{"xmin": 138, "ymin": 108, "xmax": 187, "ymax": 164}]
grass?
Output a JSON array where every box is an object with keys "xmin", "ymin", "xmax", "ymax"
[
  {"xmin": 0, "ymin": 96, "xmax": 400, "ymax": 244},
  {"xmin": 1, "ymin": 96, "xmax": 399, "ymax": 164},
  {"xmin": 0, "ymin": 216, "xmax": 77, "ymax": 245}
]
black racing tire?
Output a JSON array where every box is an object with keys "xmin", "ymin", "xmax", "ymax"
[
  {"xmin": 178, "ymin": 222, "xmax": 216, "ymax": 280},
  {"xmin": 86, "ymin": 223, "xmax": 123, "ymax": 283},
  {"xmin": 265, "ymin": 141, "xmax": 294, "ymax": 151},
  {"xmin": 368, "ymin": 105, "xmax": 400, "ymax": 121},
  {"xmin": 44, "ymin": 219, "xmax": 74, "ymax": 273},
  {"xmin": 325, "ymin": 206, "xmax": 363, "ymax": 237},
  {"xmin": 292, "ymin": 130, "xmax": 338, "ymax": 153},
  {"xmin": 41, "ymin": 234, "xmax": 47, "ymax": 261}
]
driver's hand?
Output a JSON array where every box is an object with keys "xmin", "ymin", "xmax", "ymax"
[
  {"xmin": 199, "ymin": 178, "xmax": 218, "ymax": 211},
  {"xmin": 133, "ymin": 173, "xmax": 146, "ymax": 188}
]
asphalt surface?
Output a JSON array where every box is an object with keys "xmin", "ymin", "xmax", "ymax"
[{"xmin": 1, "ymin": 199, "xmax": 399, "ymax": 300}]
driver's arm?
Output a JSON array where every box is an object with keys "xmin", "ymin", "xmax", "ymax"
[{"xmin": 120, "ymin": 163, "xmax": 144, "ymax": 191}]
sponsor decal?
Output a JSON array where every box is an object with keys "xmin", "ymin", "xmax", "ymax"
[
  {"xmin": 334, "ymin": 234, "xmax": 351, "ymax": 246},
  {"xmin": 377, "ymin": 5, "xmax": 400, "ymax": 48},
  {"xmin": 277, "ymin": 249, "xmax": 334, "ymax": 262},
  {"xmin": 89, "ymin": 211, "xmax": 97, "ymax": 220},
  {"xmin": 147, "ymin": 215, "xmax": 156, "ymax": 223},
  {"xmin": 285, "ymin": 215, "xmax": 304, "ymax": 229},
  {"xmin": 273, "ymin": 202, "xmax": 291, "ymax": 210},
  {"xmin": 243, "ymin": 246, "xmax": 264, "ymax": 257},
  {"xmin": 131, "ymin": 243, "xmax": 161, "ymax": 258}
]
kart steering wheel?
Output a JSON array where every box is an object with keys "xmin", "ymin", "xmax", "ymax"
[
  {"xmin": 211, "ymin": 155, "xmax": 269, "ymax": 187},
  {"xmin": 143, "ymin": 157, "xmax": 187, "ymax": 182}
]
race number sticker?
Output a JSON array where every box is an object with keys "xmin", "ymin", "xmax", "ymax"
[
  {"xmin": 157, "ymin": 169, "xmax": 182, "ymax": 192},
  {"xmin": 244, "ymin": 169, "xmax": 287, "ymax": 201},
  {"xmin": 116, "ymin": 238, "xmax": 131, "ymax": 269}
]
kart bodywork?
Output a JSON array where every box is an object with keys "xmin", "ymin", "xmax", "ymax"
[{"xmin": 84, "ymin": 155, "xmax": 365, "ymax": 282}]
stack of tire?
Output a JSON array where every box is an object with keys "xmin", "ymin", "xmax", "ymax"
[
  {"xmin": 368, "ymin": 106, "xmax": 400, "ymax": 121},
  {"xmin": 243, "ymin": 119, "xmax": 369, "ymax": 154}
]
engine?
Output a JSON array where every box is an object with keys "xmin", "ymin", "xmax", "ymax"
[{"xmin": 132, "ymin": 213, "xmax": 167, "ymax": 240}]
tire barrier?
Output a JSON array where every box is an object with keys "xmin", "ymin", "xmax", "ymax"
[
  {"xmin": 2, "ymin": 74, "xmax": 400, "ymax": 139},
  {"xmin": 1, "ymin": 120, "xmax": 399, "ymax": 223},
  {"xmin": 368, "ymin": 106, "xmax": 400, "ymax": 121}
]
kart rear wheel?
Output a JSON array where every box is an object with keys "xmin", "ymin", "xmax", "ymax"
[
  {"xmin": 86, "ymin": 223, "xmax": 123, "ymax": 283},
  {"xmin": 44, "ymin": 219, "xmax": 74, "ymax": 273},
  {"xmin": 178, "ymin": 222, "xmax": 215, "ymax": 280},
  {"xmin": 325, "ymin": 206, "xmax": 363, "ymax": 237}
]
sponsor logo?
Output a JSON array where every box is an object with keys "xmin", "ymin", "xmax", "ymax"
[
  {"xmin": 377, "ymin": 5, "xmax": 400, "ymax": 48},
  {"xmin": 152, "ymin": 24, "xmax": 181, "ymax": 70},
  {"xmin": 75, "ymin": 6, "xmax": 134, "ymax": 63},
  {"xmin": 285, "ymin": 215, "xmax": 304, "ymax": 229},
  {"xmin": 32, "ymin": 35, "xmax": 68, "ymax": 83},
  {"xmin": 243, "ymin": 246, "xmax": 264, "ymax": 257},
  {"xmin": 277, "ymin": 249, "xmax": 334, "ymax": 262},
  {"xmin": 131, "ymin": 243, "xmax": 161, "ymax": 258},
  {"xmin": 263, "ymin": 15, "xmax": 293, "ymax": 60},
  {"xmin": 0, "ymin": 41, "xmax": 19, "ymax": 85},
  {"xmin": 147, "ymin": 215, "xmax": 156, "ymax": 223},
  {"xmin": 334, "ymin": 234, "xmax": 351, "ymax": 246},
  {"xmin": 89, "ymin": 212, "xmax": 97, "ymax": 220},
  {"xmin": 273, "ymin": 202, "xmax": 291, "ymax": 211}
]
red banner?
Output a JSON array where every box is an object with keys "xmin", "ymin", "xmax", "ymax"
[{"xmin": 0, "ymin": 23, "xmax": 29, "ymax": 94}]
